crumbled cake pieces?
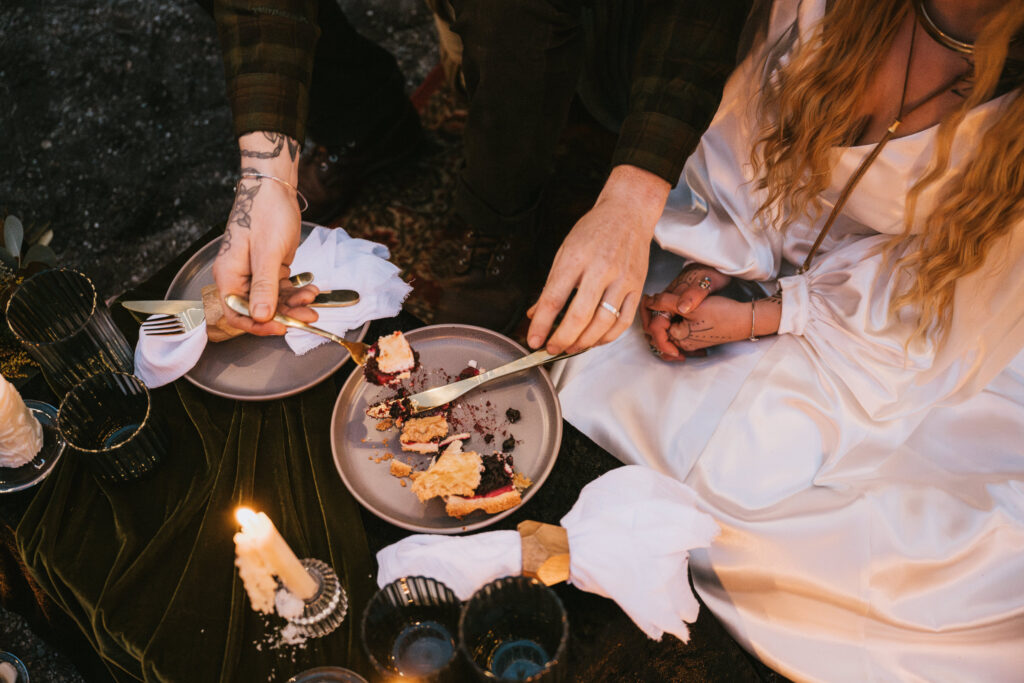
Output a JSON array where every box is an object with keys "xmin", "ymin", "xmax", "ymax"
[
  {"xmin": 389, "ymin": 460, "xmax": 413, "ymax": 478},
  {"xmin": 361, "ymin": 351, "xmax": 531, "ymax": 518},
  {"xmin": 410, "ymin": 441, "xmax": 483, "ymax": 502},
  {"xmin": 399, "ymin": 415, "xmax": 449, "ymax": 453},
  {"xmin": 364, "ymin": 331, "xmax": 420, "ymax": 386}
]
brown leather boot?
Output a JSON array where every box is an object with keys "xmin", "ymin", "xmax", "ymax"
[
  {"xmin": 298, "ymin": 100, "xmax": 424, "ymax": 225},
  {"xmin": 429, "ymin": 222, "xmax": 539, "ymax": 333}
]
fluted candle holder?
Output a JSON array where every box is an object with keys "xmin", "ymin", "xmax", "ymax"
[{"xmin": 283, "ymin": 558, "xmax": 348, "ymax": 639}]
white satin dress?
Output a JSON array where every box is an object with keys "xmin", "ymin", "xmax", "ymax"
[{"xmin": 553, "ymin": 1, "xmax": 1024, "ymax": 680}]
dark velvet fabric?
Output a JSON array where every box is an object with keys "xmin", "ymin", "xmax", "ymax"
[
  {"xmin": 5, "ymin": 230, "xmax": 788, "ymax": 682},
  {"xmin": 13, "ymin": 230, "xmax": 376, "ymax": 682}
]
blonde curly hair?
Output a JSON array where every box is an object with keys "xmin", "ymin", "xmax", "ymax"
[{"xmin": 750, "ymin": 0, "xmax": 1024, "ymax": 342}]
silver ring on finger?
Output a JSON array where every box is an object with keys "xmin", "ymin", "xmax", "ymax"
[
  {"xmin": 600, "ymin": 301, "xmax": 620, "ymax": 318},
  {"xmin": 651, "ymin": 310, "xmax": 671, "ymax": 319},
  {"xmin": 649, "ymin": 343, "xmax": 661, "ymax": 356},
  {"xmin": 698, "ymin": 276, "xmax": 712, "ymax": 290}
]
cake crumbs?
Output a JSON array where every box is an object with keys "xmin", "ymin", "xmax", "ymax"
[
  {"xmin": 390, "ymin": 460, "xmax": 413, "ymax": 478},
  {"xmin": 376, "ymin": 418, "xmax": 394, "ymax": 431}
]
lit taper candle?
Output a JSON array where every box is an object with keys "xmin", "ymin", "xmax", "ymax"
[{"xmin": 234, "ymin": 506, "xmax": 318, "ymax": 600}]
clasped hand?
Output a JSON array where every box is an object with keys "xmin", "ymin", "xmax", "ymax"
[{"xmin": 641, "ymin": 264, "xmax": 754, "ymax": 361}]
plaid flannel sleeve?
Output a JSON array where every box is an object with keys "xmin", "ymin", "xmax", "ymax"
[
  {"xmin": 213, "ymin": 0, "xmax": 320, "ymax": 143},
  {"xmin": 613, "ymin": 0, "xmax": 753, "ymax": 186}
]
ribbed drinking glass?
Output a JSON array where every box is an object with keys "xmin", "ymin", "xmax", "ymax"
[{"xmin": 5, "ymin": 268, "xmax": 132, "ymax": 394}]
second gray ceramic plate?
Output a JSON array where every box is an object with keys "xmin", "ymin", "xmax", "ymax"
[
  {"xmin": 165, "ymin": 223, "xmax": 369, "ymax": 401},
  {"xmin": 331, "ymin": 325, "xmax": 562, "ymax": 533}
]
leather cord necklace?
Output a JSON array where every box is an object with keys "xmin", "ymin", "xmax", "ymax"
[{"xmin": 798, "ymin": 17, "xmax": 970, "ymax": 274}]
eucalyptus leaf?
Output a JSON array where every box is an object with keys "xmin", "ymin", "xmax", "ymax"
[
  {"xmin": 4, "ymin": 215, "xmax": 23, "ymax": 259},
  {"xmin": 23, "ymin": 243, "xmax": 58, "ymax": 267}
]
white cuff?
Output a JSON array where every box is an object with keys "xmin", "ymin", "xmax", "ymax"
[{"xmin": 777, "ymin": 273, "xmax": 809, "ymax": 336}]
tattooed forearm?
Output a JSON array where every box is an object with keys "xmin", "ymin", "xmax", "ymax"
[{"xmin": 239, "ymin": 132, "xmax": 300, "ymax": 161}]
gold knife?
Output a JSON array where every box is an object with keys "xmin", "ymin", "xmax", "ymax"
[{"xmin": 122, "ymin": 289, "xmax": 359, "ymax": 315}]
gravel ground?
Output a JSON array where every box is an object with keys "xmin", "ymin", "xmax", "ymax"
[{"xmin": 0, "ymin": 0, "xmax": 437, "ymax": 300}]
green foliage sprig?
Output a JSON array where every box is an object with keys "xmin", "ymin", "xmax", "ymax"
[{"xmin": 3, "ymin": 214, "xmax": 57, "ymax": 272}]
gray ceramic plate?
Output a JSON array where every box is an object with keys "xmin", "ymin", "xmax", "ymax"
[
  {"xmin": 165, "ymin": 223, "xmax": 369, "ymax": 401},
  {"xmin": 0, "ymin": 401, "xmax": 64, "ymax": 494},
  {"xmin": 331, "ymin": 325, "xmax": 562, "ymax": 533}
]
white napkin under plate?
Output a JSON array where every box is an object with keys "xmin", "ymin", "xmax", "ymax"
[
  {"xmin": 134, "ymin": 226, "xmax": 411, "ymax": 388},
  {"xmin": 374, "ymin": 466, "xmax": 720, "ymax": 642}
]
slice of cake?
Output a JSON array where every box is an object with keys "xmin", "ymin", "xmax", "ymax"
[
  {"xmin": 399, "ymin": 415, "xmax": 449, "ymax": 453},
  {"xmin": 445, "ymin": 453, "xmax": 531, "ymax": 518},
  {"xmin": 410, "ymin": 440, "xmax": 531, "ymax": 518},
  {"xmin": 410, "ymin": 441, "xmax": 482, "ymax": 502},
  {"xmin": 364, "ymin": 331, "xmax": 419, "ymax": 385}
]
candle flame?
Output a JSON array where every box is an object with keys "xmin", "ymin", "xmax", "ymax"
[{"xmin": 235, "ymin": 506, "xmax": 259, "ymax": 528}]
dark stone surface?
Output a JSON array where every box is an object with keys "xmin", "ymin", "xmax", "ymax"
[{"xmin": 0, "ymin": 0, "xmax": 436, "ymax": 301}]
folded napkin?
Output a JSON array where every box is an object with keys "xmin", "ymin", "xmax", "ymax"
[
  {"xmin": 374, "ymin": 466, "xmax": 719, "ymax": 642},
  {"xmin": 134, "ymin": 226, "xmax": 411, "ymax": 388},
  {"xmin": 284, "ymin": 226, "xmax": 411, "ymax": 355}
]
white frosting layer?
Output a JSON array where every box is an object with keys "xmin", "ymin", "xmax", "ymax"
[{"xmin": 0, "ymin": 375, "xmax": 43, "ymax": 468}]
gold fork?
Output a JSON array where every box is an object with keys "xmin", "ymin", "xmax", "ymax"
[{"xmin": 224, "ymin": 294, "xmax": 370, "ymax": 365}]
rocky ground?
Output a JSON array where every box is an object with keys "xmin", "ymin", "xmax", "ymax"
[{"xmin": 0, "ymin": 0, "xmax": 436, "ymax": 300}]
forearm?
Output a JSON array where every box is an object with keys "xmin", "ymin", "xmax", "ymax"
[
  {"xmin": 237, "ymin": 131, "xmax": 301, "ymax": 186},
  {"xmin": 753, "ymin": 295, "xmax": 781, "ymax": 337},
  {"xmin": 596, "ymin": 164, "xmax": 672, "ymax": 238}
]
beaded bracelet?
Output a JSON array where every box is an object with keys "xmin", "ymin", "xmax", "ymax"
[{"xmin": 238, "ymin": 172, "xmax": 309, "ymax": 213}]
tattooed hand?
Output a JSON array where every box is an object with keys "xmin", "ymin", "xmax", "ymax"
[
  {"xmin": 639, "ymin": 263, "xmax": 732, "ymax": 358},
  {"xmin": 639, "ymin": 263, "xmax": 783, "ymax": 361},
  {"xmin": 212, "ymin": 130, "xmax": 316, "ymax": 335}
]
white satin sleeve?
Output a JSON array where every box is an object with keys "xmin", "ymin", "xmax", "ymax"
[
  {"xmin": 776, "ymin": 227, "xmax": 1024, "ymax": 419},
  {"xmin": 654, "ymin": 157, "xmax": 785, "ymax": 282}
]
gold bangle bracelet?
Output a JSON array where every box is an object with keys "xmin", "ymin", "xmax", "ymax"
[{"xmin": 238, "ymin": 172, "xmax": 309, "ymax": 213}]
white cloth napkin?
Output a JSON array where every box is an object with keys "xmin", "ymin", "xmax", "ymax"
[
  {"xmin": 134, "ymin": 323, "xmax": 208, "ymax": 388},
  {"xmin": 284, "ymin": 226, "xmax": 411, "ymax": 355},
  {"xmin": 374, "ymin": 466, "xmax": 719, "ymax": 642},
  {"xmin": 133, "ymin": 226, "xmax": 411, "ymax": 388},
  {"xmin": 376, "ymin": 531, "xmax": 523, "ymax": 600}
]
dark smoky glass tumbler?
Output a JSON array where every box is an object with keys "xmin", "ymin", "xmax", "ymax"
[
  {"xmin": 362, "ymin": 576, "xmax": 464, "ymax": 682},
  {"xmin": 5, "ymin": 268, "xmax": 133, "ymax": 395},
  {"xmin": 459, "ymin": 576, "xmax": 569, "ymax": 683},
  {"xmin": 57, "ymin": 372, "xmax": 165, "ymax": 482}
]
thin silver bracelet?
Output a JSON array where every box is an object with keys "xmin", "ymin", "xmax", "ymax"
[
  {"xmin": 749, "ymin": 300, "xmax": 759, "ymax": 342},
  {"xmin": 238, "ymin": 172, "xmax": 309, "ymax": 213}
]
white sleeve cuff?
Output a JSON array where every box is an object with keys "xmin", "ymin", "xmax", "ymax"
[{"xmin": 777, "ymin": 273, "xmax": 809, "ymax": 336}]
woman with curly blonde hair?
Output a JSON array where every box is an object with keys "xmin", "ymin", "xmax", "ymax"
[{"xmin": 554, "ymin": 0, "xmax": 1024, "ymax": 679}]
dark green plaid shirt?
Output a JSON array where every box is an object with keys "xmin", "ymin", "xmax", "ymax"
[{"xmin": 213, "ymin": 0, "xmax": 751, "ymax": 185}]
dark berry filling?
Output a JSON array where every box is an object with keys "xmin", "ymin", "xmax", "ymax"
[
  {"xmin": 457, "ymin": 366, "xmax": 481, "ymax": 380},
  {"xmin": 501, "ymin": 435, "xmax": 516, "ymax": 452},
  {"xmin": 363, "ymin": 345, "xmax": 420, "ymax": 386},
  {"xmin": 505, "ymin": 408, "xmax": 521, "ymax": 423},
  {"xmin": 476, "ymin": 453, "xmax": 514, "ymax": 497}
]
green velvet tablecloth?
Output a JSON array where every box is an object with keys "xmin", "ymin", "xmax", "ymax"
[
  {"xmin": 12, "ymin": 236, "xmax": 377, "ymax": 682},
  {"xmin": 5, "ymin": 231, "xmax": 786, "ymax": 683}
]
